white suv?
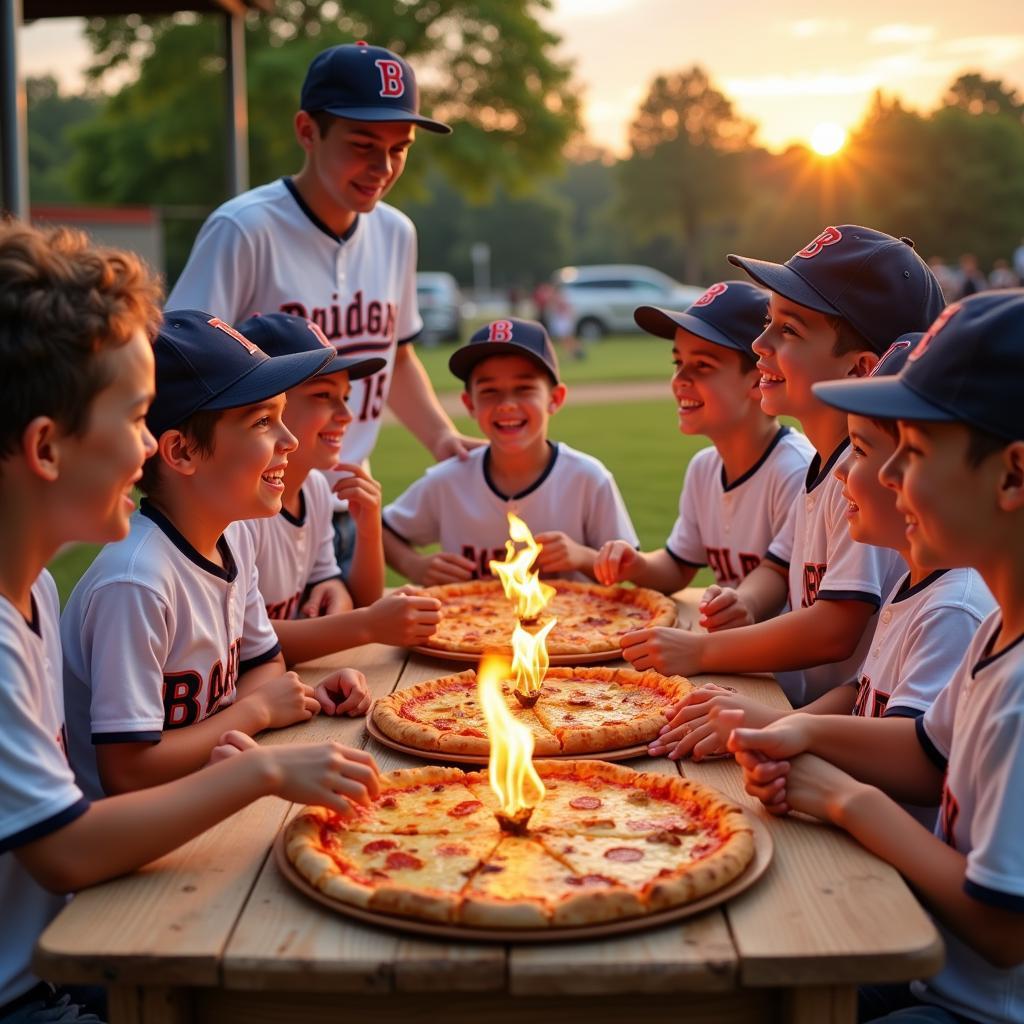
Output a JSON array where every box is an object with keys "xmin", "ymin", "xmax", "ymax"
[{"xmin": 552, "ymin": 265, "xmax": 705, "ymax": 339}]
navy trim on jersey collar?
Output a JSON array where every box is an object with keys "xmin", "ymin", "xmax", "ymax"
[
  {"xmin": 280, "ymin": 489, "xmax": 307, "ymax": 528},
  {"xmin": 282, "ymin": 177, "xmax": 360, "ymax": 244},
  {"xmin": 892, "ymin": 569, "xmax": 949, "ymax": 605},
  {"xmin": 483, "ymin": 441, "xmax": 560, "ymax": 502},
  {"xmin": 972, "ymin": 620, "xmax": 1024, "ymax": 676},
  {"xmin": 139, "ymin": 499, "xmax": 238, "ymax": 583},
  {"xmin": 804, "ymin": 437, "xmax": 849, "ymax": 493},
  {"xmin": 721, "ymin": 426, "xmax": 790, "ymax": 493}
]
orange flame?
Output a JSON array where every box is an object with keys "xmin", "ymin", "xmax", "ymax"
[
  {"xmin": 488, "ymin": 512, "xmax": 555, "ymax": 621},
  {"xmin": 477, "ymin": 655, "xmax": 546, "ymax": 815},
  {"xmin": 511, "ymin": 619, "xmax": 555, "ymax": 697}
]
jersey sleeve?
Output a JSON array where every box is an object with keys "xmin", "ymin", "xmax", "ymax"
[
  {"xmin": 239, "ymin": 550, "xmax": 282, "ymax": 671},
  {"xmin": 665, "ymin": 459, "xmax": 707, "ymax": 567},
  {"xmin": 396, "ymin": 223, "xmax": 423, "ymax": 345},
  {"xmin": 917, "ymin": 661, "xmax": 964, "ymax": 770},
  {"xmin": 0, "ymin": 638, "xmax": 87, "ymax": 853},
  {"xmin": 165, "ymin": 215, "xmax": 256, "ymax": 323},
  {"xmin": 766, "ymin": 501, "xmax": 797, "ymax": 568},
  {"xmin": 382, "ymin": 473, "xmax": 440, "ymax": 548},
  {"xmin": 885, "ymin": 606, "xmax": 981, "ymax": 717},
  {"xmin": 962, "ymin": 707, "xmax": 1024, "ymax": 910},
  {"xmin": 306, "ymin": 474, "xmax": 343, "ymax": 586},
  {"xmin": 77, "ymin": 582, "xmax": 171, "ymax": 743},
  {"xmin": 816, "ymin": 490, "xmax": 902, "ymax": 607},
  {"xmin": 584, "ymin": 468, "xmax": 639, "ymax": 550},
  {"xmin": 770, "ymin": 441, "xmax": 813, "ymax": 538}
]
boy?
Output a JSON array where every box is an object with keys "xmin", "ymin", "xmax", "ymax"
[
  {"xmin": 656, "ymin": 337, "xmax": 994, "ymax": 784},
  {"xmin": 0, "ymin": 223, "xmax": 377, "ymax": 1023},
  {"xmin": 722, "ymin": 290, "xmax": 1024, "ymax": 1023},
  {"xmin": 237, "ymin": 312, "xmax": 441, "ymax": 663},
  {"xmin": 167, "ymin": 42, "xmax": 480, "ymax": 574},
  {"xmin": 621, "ymin": 226, "xmax": 945, "ymax": 709},
  {"xmin": 61, "ymin": 311, "xmax": 371, "ymax": 801},
  {"xmin": 594, "ymin": 280, "xmax": 813, "ymax": 630},
  {"xmin": 382, "ymin": 318, "xmax": 637, "ymax": 584}
]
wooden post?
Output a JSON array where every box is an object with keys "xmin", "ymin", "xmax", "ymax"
[{"xmin": 0, "ymin": 0, "xmax": 29, "ymax": 218}]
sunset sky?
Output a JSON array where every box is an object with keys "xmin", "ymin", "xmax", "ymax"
[{"xmin": 20, "ymin": 0, "xmax": 1024, "ymax": 153}]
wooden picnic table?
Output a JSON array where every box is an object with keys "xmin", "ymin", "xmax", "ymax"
[{"xmin": 35, "ymin": 590, "xmax": 942, "ymax": 1024}]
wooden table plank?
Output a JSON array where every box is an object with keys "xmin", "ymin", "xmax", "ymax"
[{"xmin": 509, "ymin": 756, "xmax": 738, "ymax": 995}]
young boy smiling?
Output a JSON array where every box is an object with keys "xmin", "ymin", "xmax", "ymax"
[
  {"xmin": 621, "ymin": 227, "xmax": 945, "ymax": 711},
  {"xmin": 0, "ymin": 225, "xmax": 378, "ymax": 1023},
  {"xmin": 237, "ymin": 313, "xmax": 441, "ymax": 664},
  {"xmin": 61, "ymin": 311, "xmax": 371, "ymax": 800},
  {"xmin": 383, "ymin": 318, "xmax": 637, "ymax": 584},
  {"xmin": 722, "ymin": 291, "xmax": 1024, "ymax": 1023},
  {"xmin": 656, "ymin": 337, "xmax": 994, "ymax": 776},
  {"xmin": 594, "ymin": 280, "xmax": 812, "ymax": 629}
]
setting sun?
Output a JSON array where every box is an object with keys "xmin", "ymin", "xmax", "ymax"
[{"xmin": 810, "ymin": 122, "xmax": 847, "ymax": 156}]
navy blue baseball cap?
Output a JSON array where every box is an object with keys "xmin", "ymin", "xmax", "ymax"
[
  {"xmin": 809, "ymin": 290, "xmax": 1024, "ymax": 440},
  {"xmin": 301, "ymin": 42, "xmax": 451, "ymax": 134},
  {"xmin": 813, "ymin": 332, "xmax": 923, "ymax": 413},
  {"xmin": 237, "ymin": 313, "xmax": 386, "ymax": 381},
  {"xmin": 634, "ymin": 280, "xmax": 769, "ymax": 355},
  {"xmin": 448, "ymin": 318, "xmax": 560, "ymax": 385},
  {"xmin": 147, "ymin": 311, "xmax": 335, "ymax": 437},
  {"xmin": 728, "ymin": 225, "xmax": 945, "ymax": 354}
]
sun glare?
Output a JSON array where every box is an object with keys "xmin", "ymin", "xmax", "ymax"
[{"xmin": 810, "ymin": 122, "xmax": 847, "ymax": 156}]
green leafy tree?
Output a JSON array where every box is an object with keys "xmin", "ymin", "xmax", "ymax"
[
  {"xmin": 26, "ymin": 76, "xmax": 99, "ymax": 203},
  {"xmin": 616, "ymin": 66, "xmax": 756, "ymax": 283},
  {"xmin": 943, "ymin": 72, "xmax": 1024, "ymax": 121}
]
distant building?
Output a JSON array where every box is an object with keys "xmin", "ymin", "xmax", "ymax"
[{"xmin": 31, "ymin": 205, "xmax": 164, "ymax": 276}]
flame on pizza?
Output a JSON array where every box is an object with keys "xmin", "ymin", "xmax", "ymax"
[
  {"xmin": 489, "ymin": 512, "xmax": 556, "ymax": 621},
  {"xmin": 477, "ymin": 654, "xmax": 546, "ymax": 815},
  {"xmin": 511, "ymin": 618, "xmax": 554, "ymax": 698}
]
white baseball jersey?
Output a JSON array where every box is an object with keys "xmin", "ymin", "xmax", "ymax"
[
  {"xmin": 0, "ymin": 572, "xmax": 87, "ymax": 1006},
  {"xmin": 665, "ymin": 427, "xmax": 813, "ymax": 586},
  {"xmin": 382, "ymin": 442, "xmax": 639, "ymax": 582},
  {"xmin": 61, "ymin": 501, "xmax": 281, "ymax": 800},
  {"xmin": 166, "ymin": 179, "xmax": 421, "ymax": 473},
  {"xmin": 244, "ymin": 470, "xmax": 341, "ymax": 620},
  {"xmin": 766, "ymin": 439, "xmax": 907, "ymax": 707},
  {"xmin": 913, "ymin": 610, "xmax": 1024, "ymax": 1023}
]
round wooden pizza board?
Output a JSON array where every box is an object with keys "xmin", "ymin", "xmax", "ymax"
[
  {"xmin": 273, "ymin": 810, "xmax": 773, "ymax": 943},
  {"xmin": 365, "ymin": 716, "xmax": 650, "ymax": 764},
  {"xmin": 409, "ymin": 644, "xmax": 623, "ymax": 666}
]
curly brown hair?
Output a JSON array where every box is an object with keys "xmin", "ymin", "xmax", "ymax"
[{"xmin": 0, "ymin": 220, "xmax": 163, "ymax": 460}]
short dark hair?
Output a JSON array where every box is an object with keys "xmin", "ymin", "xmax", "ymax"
[
  {"xmin": 0, "ymin": 222, "xmax": 162, "ymax": 461},
  {"xmin": 826, "ymin": 314, "xmax": 875, "ymax": 358},
  {"xmin": 964, "ymin": 424, "xmax": 1009, "ymax": 467},
  {"xmin": 309, "ymin": 111, "xmax": 336, "ymax": 139},
  {"xmin": 869, "ymin": 417, "xmax": 900, "ymax": 441},
  {"xmin": 736, "ymin": 348, "xmax": 758, "ymax": 374},
  {"xmin": 138, "ymin": 409, "xmax": 222, "ymax": 496}
]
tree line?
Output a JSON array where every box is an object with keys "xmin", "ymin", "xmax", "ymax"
[{"xmin": 22, "ymin": 0, "xmax": 1024, "ymax": 289}]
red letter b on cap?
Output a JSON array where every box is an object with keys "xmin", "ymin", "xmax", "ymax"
[{"xmin": 375, "ymin": 59, "xmax": 405, "ymax": 98}]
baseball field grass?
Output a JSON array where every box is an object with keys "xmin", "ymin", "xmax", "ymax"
[{"xmin": 46, "ymin": 397, "xmax": 714, "ymax": 603}]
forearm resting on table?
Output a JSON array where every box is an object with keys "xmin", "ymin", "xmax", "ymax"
[
  {"xmin": 387, "ymin": 345, "xmax": 460, "ymax": 455},
  {"xmin": 96, "ymin": 699, "xmax": 268, "ymax": 794},
  {"xmin": 695, "ymin": 597, "xmax": 875, "ymax": 674},
  {"xmin": 636, "ymin": 550, "xmax": 697, "ymax": 593},
  {"xmin": 837, "ymin": 784, "xmax": 1024, "ymax": 968},
  {"xmin": 273, "ymin": 608, "xmax": 376, "ymax": 664},
  {"xmin": 735, "ymin": 562, "xmax": 789, "ymax": 622},
  {"xmin": 18, "ymin": 749, "xmax": 282, "ymax": 893}
]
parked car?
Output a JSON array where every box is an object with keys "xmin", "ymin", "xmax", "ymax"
[
  {"xmin": 551, "ymin": 265, "xmax": 705, "ymax": 340},
  {"xmin": 416, "ymin": 272, "xmax": 463, "ymax": 344}
]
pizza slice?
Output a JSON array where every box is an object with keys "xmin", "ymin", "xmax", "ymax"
[
  {"xmin": 458, "ymin": 835, "xmax": 642, "ymax": 928},
  {"xmin": 344, "ymin": 766, "xmax": 497, "ymax": 834}
]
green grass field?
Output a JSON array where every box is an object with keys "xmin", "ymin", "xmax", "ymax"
[
  {"xmin": 47, "ymin": 397, "xmax": 713, "ymax": 603},
  {"xmin": 417, "ymin": 334, "xmax": 671, "ymax": 393}
]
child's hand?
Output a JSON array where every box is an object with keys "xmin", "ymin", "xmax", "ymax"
[
  {"xmin": 620, "ymin": 626, "xmax": 704, "ymax": 676},
  {"xmin": 648, "ymin": 686, "xmax": 781, "ymax": 760},
  {"xmin": 416, "ymin": 552, "xmax": 476, "ymax": 585},
  {"xmin": 331, "ymin": 463, "xmax": 383, "ymax": 530},
  {"xmin": 207, "ymin": 729, "xmax": 258, "ymax": 765},
  {"xmin": 698, "ymin": 585, "xmax": 754, "ymax": 631},
  {"xmin": 593, "ymin": 540, "xmax": 639, "ymax": 585},
  {"xmin": 301, "ymin": 578, "xmax": 353, "ymax": 618},
  {"xmin": 315, "ymin": 668, "xmax": 372, "ymax": 717},
  {"xmin": 265, "ymin": 742, "xmax": 381, "ymax": 816},
  {"xmin": 535, "ymin": 531, "xmax": 584, "ymax": 574},
  {"xmin": 363, "ymin": 591, "xmax": 441, "ymax": 646},
  {"xmin": 245, "ymin": 671, "xmax": 321, "ymax": 729}
]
